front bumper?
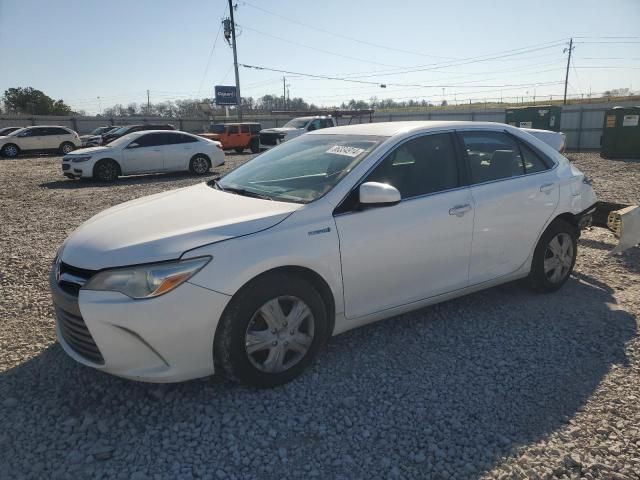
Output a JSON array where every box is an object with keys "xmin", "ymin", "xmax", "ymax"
[{"xmin": 50, "ymin": 265, "xmax": 231, "ymax": 382}]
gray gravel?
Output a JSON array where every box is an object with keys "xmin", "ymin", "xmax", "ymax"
[{"xmin": 1, "ymin": 152, "xmax": 639, "ymax": 479}]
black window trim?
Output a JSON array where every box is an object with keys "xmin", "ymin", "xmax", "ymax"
[
  {"xmin": 333, "ymin": 130, "xmax": 467, "ymax": 216},
  {"xmin": 454, "ymin": 129, "xmax": 558, "ymax": 189}
]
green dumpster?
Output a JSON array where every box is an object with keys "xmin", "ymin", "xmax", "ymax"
[
  {"xmin": 505, "ymin": 105, "xmax": 562, "ymax": 132},
  {"xmin": 601, "ymin": 106, "xmax": 640, "ymax": 159}
]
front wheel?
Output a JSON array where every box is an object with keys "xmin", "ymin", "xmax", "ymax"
[
  {"xmin": 214, "ymin": 273, "xmax": 329, "ymax": 387},
  {"xmin": 528, "ymin": 219, "xmax": 578, "ymax": 292},
  {"xmin": 189, "ymin": 155, "xmax": 210, "ymax": 175},
  {"xmin": 93, "ymin": 159, "xmax": 120, "ymax": 182},
  {"xmin": 250, "ymin": 139, "xmax": 260, "ymax": 154},
  {"xmin": 2, "ymin": 144, "xmax": 19, "ymax": 158}
]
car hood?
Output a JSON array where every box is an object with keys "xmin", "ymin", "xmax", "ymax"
[
  {"xmin": 80, "ymin": 134, "xmax": 101, "ymax": 140},
  {"xmin": 61, "ymin": 182, "xmax": 301, "ymax": 269},
  {"xmin": 67, "ymin": 146, "xmax": 112, "ymax": 156}
]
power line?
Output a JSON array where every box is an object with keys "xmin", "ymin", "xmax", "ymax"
[
  {"xmin": 238, "ymin": 23, "xmax": 405, "ymax": 68},
  {"xmin": 240, "ymin": 0, "xmax": 456, "ymax": 60},
  {"xmin": 240, "ymin": 63, "xmax": 563, "ymax": 90},
  {"xmin": 196, "ymin": 11, "xmax": 225, "ymax": 95}
]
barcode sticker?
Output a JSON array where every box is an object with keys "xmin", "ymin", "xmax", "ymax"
[{"xmin": 326, "ymin": 145, "xmax": 365, "ymax": 157}]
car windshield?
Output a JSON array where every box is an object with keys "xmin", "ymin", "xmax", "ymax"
[
  {"xmin": 217, "ymin": 134, "xmax": 385, "ymax": 204},
  {"xmin": 283, "ymin": 119, "xmax": 310, "ymax": 129},
  {"xmin": 211, "ymin": 124, "xmax": 226, "ymax": 134},
  {"xmin": 90, "ymin": 127, "xmax": 109, "ymax": 135},
  {"xmin": 8, "ymin": 128, "xmax": 26, "ymax": 136},
  {"xmin": 108, "ymin": 133, "xmax": 139, "ymax": 148}
]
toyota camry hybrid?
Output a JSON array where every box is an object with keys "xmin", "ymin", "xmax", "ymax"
[{"xmin": 50, "ymin": 121, "xmax": 597, "ymax": 387}]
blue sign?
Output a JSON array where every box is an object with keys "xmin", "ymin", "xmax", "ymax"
[{"xmin": 215, "ymin": 85, "xmax": 238, "ymax": 106}]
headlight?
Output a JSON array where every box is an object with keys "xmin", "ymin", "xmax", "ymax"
[
  {"xmin": 71, "ymin": 156, "xmax": 92, "ymax": 163},
  {"xmin": 83, "ymin": 257, "xmax": 211, "ymax": 299}
]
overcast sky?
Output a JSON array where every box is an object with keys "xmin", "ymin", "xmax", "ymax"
[{"xmin": 1, "ymin": 0, "xmax": 638, "ymax": 114}]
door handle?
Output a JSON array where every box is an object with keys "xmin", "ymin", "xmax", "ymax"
[
  {"xmin": 540, "ymin": 183, "xmax": 555, "ymax": 193},
  {"xmin": 153, "ymin": 148, "xmax": 161, "ymax": 152},
  {"xmin": 449, "ymin": 204, "xmax": 472, "ymax": 216}
]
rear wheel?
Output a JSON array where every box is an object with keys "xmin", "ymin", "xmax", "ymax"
[
  {"xmin": 250, "ymin": 139, "xmax": 260, "ymax": 154},
  {"xmin": 189, "ymin": 155, "xmax": 210, "ymax": 175},
  {"xmin": 214, "ymin": 273, "xmax": 329, "ymax": 387},
  {"xmin": 93, "ymin": 159, "xmax": 120, "ymax": 182},
  {"xmin": 528, "ymin": 219, "xmax": 577, "ymax": 292},
  {"xmin": 59, "ymin": 142, "xmax": 75, "ymax": 155},
  {"xmin": 2, "ymin": 144, "xmax": 19, "ymax": 158}
]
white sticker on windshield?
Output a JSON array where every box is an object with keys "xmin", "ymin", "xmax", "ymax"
[{"xmin": 326, "ymin": 145, "xmax": 365, "ymax": 157}]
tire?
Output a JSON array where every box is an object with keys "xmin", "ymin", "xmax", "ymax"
[
  {"xmin": 214, "ymin": 273, "xmax": 329, "ymax": 387},
  {"xmin": 234, "ymin": 147, "xmax": 244, "ymax": 154},
  {"xmin": 93, "ymin": 159, "xmax": 120, "ymax": 182},
  {"xmin": 189, "ymin": 155, "xmax": 210, "ymax": 175},
  {"xmin": 250, "ymin": 139, "xmax": 260, "ymax": 154},
  {"xmin": 2, "ymin": 144, "xmax": 19, "ymax": 158},
  {"xmin": 528, "ymin": 219, "xmax": 578, "ymax": 292},
  {"xmin": 59, "ymin": 142, "xmax": 75, "ymax": 155}
]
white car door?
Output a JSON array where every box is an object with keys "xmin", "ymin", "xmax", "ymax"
[
  {"xmin": 121, "ymin": 133, "xmax": 167, "ymax": 174},
  {"xmin": 334, "ymin": 132, "xmax": 474, "ymax": 319},
  {"xmin": 162, "ymin": 132, "xmax": 197, "ymax": 171},
  {"xmin": 459, "ymin": 130, "xmax": 560, "ymax": 284}
]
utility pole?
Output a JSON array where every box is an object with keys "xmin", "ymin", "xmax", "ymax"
[
  {"xmin": 228, "ymin": 0, "xmax": 242, "ymax": 120},
  {"xmin": 283, "ymin": 76, "xmax": 287, "ymax": 110},
  {"xmin": 563, "ymin": 38, "xmax": 574, "ymax": 105},
  {"xmin": 147, "ymin": 90, "xmax": 150, "ymax": 113}
]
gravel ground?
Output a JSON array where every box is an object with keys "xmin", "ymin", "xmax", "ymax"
[{"xmin": 0, "ymin": 152, "xmax": 638, "ymax": 479}]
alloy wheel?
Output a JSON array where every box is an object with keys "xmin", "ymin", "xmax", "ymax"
[
  {"xmin": 62, "ymin": 143, "xmax": 73, "ymax": 154},
  {"xmin": 192, "ymin": 157, "xmax": 209, "ymax": 174},
  {"xmin": 543, "ymin": 232, "xmax": 574, "ymax": 283},
  {"xmin": 4, "ymin": 145, "xmax": 18, "ymax": 157},
  {"xmin": 244, "ymin": 296, "xmax": 315, "ymax": 373}
]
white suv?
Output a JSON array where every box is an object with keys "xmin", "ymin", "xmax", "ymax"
[{"xmin": 0, "ymin": 126, "xmax": 81, "ymax": 157}]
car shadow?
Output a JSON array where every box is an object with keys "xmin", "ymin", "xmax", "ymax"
[
  {"xmin": 580, "ymin": 236, "xmax": 640, "ymax": 274},
  {"xmin": 39, "ymin": 171, "xmax": 222, "ymax": 190},
  {"xmin": 0, "ymin": 277, "xmax": 636, "ymax": 479}
]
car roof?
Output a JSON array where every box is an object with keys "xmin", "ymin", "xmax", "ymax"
[
  {"xmin": 307, "ymin": 120, "xmax": 519, "ymax": 137},
  {"xmin": 126, "ymin": 129, "xmax": 192, "ymax": 137}
]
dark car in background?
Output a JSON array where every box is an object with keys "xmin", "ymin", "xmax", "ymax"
[
  {"xmin": 102, "ymin": 124, "xmax": 176, "ymax": 144},
  {"xmin": 80, "ymin": 125, "xmax": 122, "ymax": 147}
]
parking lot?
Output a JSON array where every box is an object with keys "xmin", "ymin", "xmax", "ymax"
[{"xmin": 0, "ymin": 151, "xmax": 639, "ymax": 479}]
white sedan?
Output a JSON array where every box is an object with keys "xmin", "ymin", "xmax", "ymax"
[
  {"xmin": 50, "ymin": 121, "xmax": 597, "ymax": 387},
  {"xmin": 62, "ymin": 130, "xmax": 224, "ymax": 181}
]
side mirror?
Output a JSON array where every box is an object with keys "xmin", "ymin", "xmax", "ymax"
[
  {"xmin": 127, "ymin": 142, "xmax": 140, "ymax": 149},
  {"xmin": 359, "ymin": 182, "xmax": 401, "ymax": 206},
  {"xmin": 18, "ymin": 132, "xmax": 30, "ymax": 137}
]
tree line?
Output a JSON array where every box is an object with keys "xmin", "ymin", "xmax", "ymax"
[{"xmin": 2, "ymin": 86, "xmax": 638, "ymax": 118}]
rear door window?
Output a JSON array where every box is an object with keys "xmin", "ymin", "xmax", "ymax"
[
  {"xmin": 240, "ymin": 125, "xmax": 250, "ymax": 134},
  {"xmin": 460, "ymin": 131, "xmax": 525, "ymax": 184},
  {"xmin": 227, "ymin": 126, "xmax": 239, "ymax": 134},
  {"xmin": 519, "ymin": 142, "xmax": 551, "ymax": 174}
]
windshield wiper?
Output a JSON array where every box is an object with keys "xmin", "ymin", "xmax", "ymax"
[
  {"xmin": 221, "ymin": 186, "xmax": 273, "ymax": 201},
  {"xmin": 209, "ymin": 178, "xmax": 225, "ymax": 191}
]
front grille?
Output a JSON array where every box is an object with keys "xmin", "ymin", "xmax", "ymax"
[
  {"xmin": 56, "ymin": 307, "xmax": 104, "ymax": 364},
  {"xmin": 62, "ymin": 164, "xmax": 70, "ymax": 171},
  {"xmin": 58, "ymin": 262, "xmax": 95, "ymax": 295},
  {"xmin": 260, "ymin": 132, "xmax": 282, "ymax": 146}
]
